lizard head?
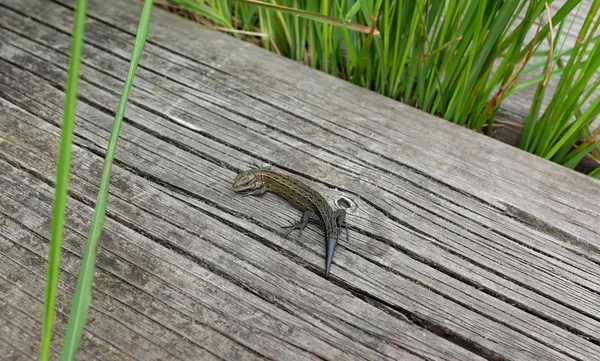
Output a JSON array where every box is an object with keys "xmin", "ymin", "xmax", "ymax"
[{"xmin": 232, "ymin": 169, "xmax": 267, "ymax": 196}]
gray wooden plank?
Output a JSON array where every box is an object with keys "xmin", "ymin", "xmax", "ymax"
[
  {"xmin": 0, "ymin": 299, "xmax": 77, "ymax": 361},
  {"xmin": 0, "ymin": 330, "xmax": 34, "ymax": 361},
  {"xmin": 0, "ymin": 259, "xmax": 129, "ymax": 361},
  {"xmin": 0, "ymin": 19, "xmax": 592, "ymax": 361},
  {"xmin": 0, "ymin": 238, "xmax": 233, "ymax": 361},
  {"xmin": 0, "ymin": 315, "xmax": 56, "ymax": 361},
  {"xmin": 0, "ymin": 299, "xmax": 65, "ymax": 361},
  {"xmin": 2, "ymin": 2, "xmax": 599, "ymax": 308},
  {"xmin": 0, "ymin": 0, "xmax": 599, "ymax": 360},
  {"xmin": 0, "ymin": 338, "xmax": 32, "ymax": 361},
  {"xmin": 1, "ymin": 174, "xmax": 393, "ymax": 360},
  {"xmin": 0, "ymin": 8, "xmax": 599, "ymax": 344},
  {"xmin": 0, "ymin": 92, "xmax": 446, "ymax": 360},
  {"xmin": 1, "ymin": 183, "xmax": 410, "ymax": 361},
  {"xmin": 12, "ymin": 0, "xmax": 600, "ymax": 243},
  {"xmin": 0, "ymin": 132, "xmax": 452, "ymax": 360},
  {"xmin": 0, "ymin": 85, "xmax": 594, "ymax": 361},
  {"xmin": 0, "ymin": 254, "xmax": 179, "ymax": 361},
  {"xmin": 4, "ymin": 24, "xmax": 599, "ymax": 309}
]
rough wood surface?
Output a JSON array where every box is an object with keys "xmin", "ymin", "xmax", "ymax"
[{"xmin": 0, "ymin": 0, "xmax": 599, "ymax": 360}]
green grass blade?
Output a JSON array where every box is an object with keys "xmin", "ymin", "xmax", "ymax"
[
  {"xmin": 465, "ymin": 1, "xmax": 519, "ymax": 89},
  {"xmin": 59, "ymin": 1, "xmax": 154, "ymax": 360},
  {"xmin": 562, "ymin": 139, "xmax": 600, "ymax": 169},
  {"xmin": 170, "ymin": 0, "xmax": 232, "ymax": 27},
  {"xmin": 344, "ymin": 1, "xmax": 361, "ymax": 21},
  {"xmin": 545, "ymin": 93, "xmax": 600, "ymax": 159},
  {"xmin": 590, "ymin": 166, "xmax": 600, "ymax": 178},
  {"xmin": 507, "ymin": 67, "xmax": 568, "ymax": 97},
  {"xmin": 522, "ymin": 35, "xmax": 600, "ymax": 74},
  {"xmin": 236, "ymin": 0, "xmax": 379, "ymax": 35},
  {"xmin": 352, "ymin": 0, "xmax": 381, "ymax": 85},
  {"xmin": 40, "ymin": 0, "xmax": 87, "ymax": 360},
  {"xmin": 358, "ymin": 0, "xmax": 373, "ymax": 26},
  {"xmin": 341, "ymin": 23, "xmax": 358, "ymax": 73}
]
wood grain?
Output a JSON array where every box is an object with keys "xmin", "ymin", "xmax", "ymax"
[{"xmin": 0, "ymin": 0, "xmax": 599, "ymax": 360}]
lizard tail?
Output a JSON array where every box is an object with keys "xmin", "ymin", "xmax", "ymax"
[{"xmin": 325, "ymin": 237, "xmax": 337, "ymax": 278}]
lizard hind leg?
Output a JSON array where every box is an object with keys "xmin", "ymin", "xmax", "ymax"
[
  {"xmin": 332, "ymin": 209, "xmax": 349, "ymax": 243},
  {"xmin": 281, "ymin": 210, "xmax": 318, "ymax": 238}
]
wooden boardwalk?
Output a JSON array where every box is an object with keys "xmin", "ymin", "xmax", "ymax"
[{"xmin": 1, "ymin": 0, "xmax": 599, "ymax": 360}]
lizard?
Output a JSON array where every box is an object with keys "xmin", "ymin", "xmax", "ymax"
[{"xmin": 232, "ymin": 166, "xmax": 348, "ymax": 278}]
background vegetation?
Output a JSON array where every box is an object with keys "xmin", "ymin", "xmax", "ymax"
[{"xmin": 161, "ymin": 0, "xmax": 600, "ymax": 176}]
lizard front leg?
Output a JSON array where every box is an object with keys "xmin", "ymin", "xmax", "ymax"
[{"xmin": 281, "ymin": 210, "xmax": 319, "ymax": 238}]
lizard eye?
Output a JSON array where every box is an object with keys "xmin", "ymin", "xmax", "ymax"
[{"xmin": 242, "ymin": 177, "xmax": 255, "ymax": 187}]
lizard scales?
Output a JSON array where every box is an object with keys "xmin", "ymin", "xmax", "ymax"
[{"xmin": 232, "ymin": 167, "xmax": 347, "ymax": 278}]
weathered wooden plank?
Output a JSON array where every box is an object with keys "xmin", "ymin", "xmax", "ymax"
[
  {"xmin": 0, "ymin": 252, "xmax": 177, "ymax": 361},
  {"xmin": 0, "ymin": 324, "xmax": 34, "ymax": 361},
  {"xmin": 0, "ymin": 163, "xmax": 412, "ymax": 360},
  {"xmin": 4, "ymin": 34, "xmax": 593, "ymax": 324},
  {"xmin": 0, "ymin": 310, "xmax": 61, "ymax": 361},
  {"xmin": 0, "ymin": 299, "xmax": 76, "ymax": 361},
  {"xmin": 0, "ymin": 20, "xmax": 592, "ymax": 361},
  {"xmin": 25, "ymin": 0, "xmax": 600, "ymax": 240},
  {"xmin": 2, "ymin": 1, "xmax": 600, "ymax": 334},
  {"xmin": 4, "ymin": 174, "xmax": 422, "ymax": 360},
  {"xmin": 0, "ymin": 71, "xmax": 595, "ymax": 360},
  {"xmin": 0, "ymin": 278, "xmax": 108, "ymax": 361},
  {"xmin": 1, "ymin": 0, "xmax": 599, "ymax": 360},
  {"xmin": 0, "ymin": 125, "xmax": 453, "ymax": 361},
  {"xmin": 0, "ymin": 234, "xmax": 236, "ymax": 361},
  {"xmin": 55, "ymin": 0, "xmax": 600, "ymax": 231},
  {"xmin": 2, "ymin": 2, "xmax": 600, "ymax": 306},
  {"xmin": 0, "ymin": 337, "xmax": 32, "ymax": 361},
  {"xmin": 0, "ymin": 73, "xmax": 449, "ymax": 361}
]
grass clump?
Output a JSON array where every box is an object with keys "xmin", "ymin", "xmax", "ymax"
[{"xmin": 163, "ymin": 0, "xmax": 600, "ymax": 175}]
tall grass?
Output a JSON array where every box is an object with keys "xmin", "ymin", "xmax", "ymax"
[
  {"xmin": 40, "ymin": 0, "xmax": 87, "ymax": 359},
  {"xmin": 41, "ymin": 1, "xmax": 154, "ymax": 360},
  {"xmin": 164, "ymin": 0, "xmax": 600, "ymax": 175},
  {"xmin": 519, "ymin": 1, "xmax": 600, "ymax": 170}
]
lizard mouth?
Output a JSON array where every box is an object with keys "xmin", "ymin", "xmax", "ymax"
[
  {"xmin": 232, "ymin": 173, "xmax": 259, "ymax": 194},
  {"xmin": 233, "ymin": 187, "xmax": 255, "ymax": 195}
]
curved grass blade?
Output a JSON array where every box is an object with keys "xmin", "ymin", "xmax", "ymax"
[
  {"xmin": 40, "ymin": 0, "xmax": 87, "ymax": 360},
  {"xmin": 236, "ymin": 0, "xmax": 379, "ymax": 36},
  {"xmin": 59, "ymin": 0, "xmax": 154, "ymax": 359},
  {"xmin": 169, "ymin": 0, "xmax": 232, "ymax": 27},
  {"xmin": 562, "ymin": 139, "xmax": 600, "ymax": 169}
]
